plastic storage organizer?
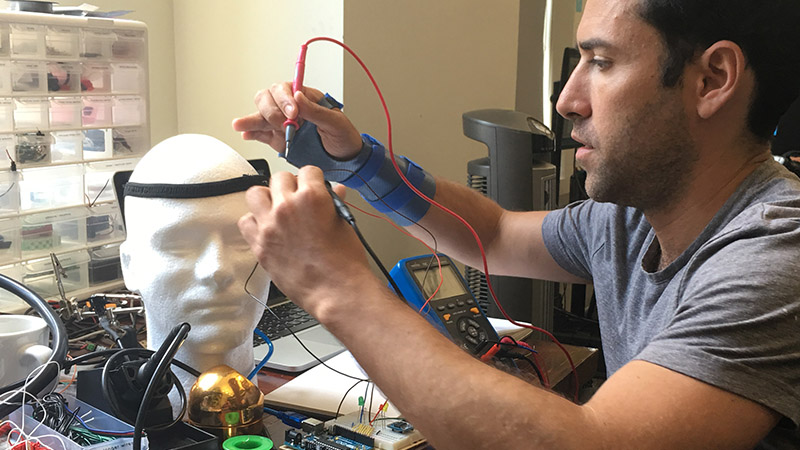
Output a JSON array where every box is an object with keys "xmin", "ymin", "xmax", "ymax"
[{"xmin": 0, "ymin": 10, "xmax": 149, "ymax": 312}]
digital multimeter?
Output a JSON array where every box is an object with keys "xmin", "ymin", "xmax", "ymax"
[{"xmin": 390, "ymin": 254, "xmax": 499, "ymax": 356}]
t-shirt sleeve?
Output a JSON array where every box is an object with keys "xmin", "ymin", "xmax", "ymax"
[
  {"xmin": 542, "ymin": 200, "xmax": 603, "ymax": 281},
  {"xmin": 635, "ymin": 216, "xmax": 800, "ymax": 428}
]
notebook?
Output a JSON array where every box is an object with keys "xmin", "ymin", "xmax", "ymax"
[{"xmin": 253, "ymin": 285, "xmax": 346, "ymax": 372}]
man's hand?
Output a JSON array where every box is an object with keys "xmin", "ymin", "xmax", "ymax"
[
  {"xmin": 232, "ymin": 83, "xmax": 363, "ymax": 160},
  {"xmin": 237, "ymin": 166, "xmax": 372, "ymax": 316}
]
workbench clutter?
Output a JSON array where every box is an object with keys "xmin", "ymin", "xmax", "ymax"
[{"xmin": 0, "ymin": 6, "xmax": 150, "ymax": 312}]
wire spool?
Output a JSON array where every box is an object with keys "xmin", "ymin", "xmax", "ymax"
[{"xmin": 222, "ymin": 435, "xmax": 273, "ymax": 450}]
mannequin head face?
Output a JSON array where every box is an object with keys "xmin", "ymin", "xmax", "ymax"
[{"xmin": 120, "ymin": 134, "xmax": 269, "ymax": 355}]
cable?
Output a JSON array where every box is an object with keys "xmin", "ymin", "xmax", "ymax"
[
  {"xmin": 132, "ymin": 322, "xmax": 191, "ymax": 450},
  {"xmin": 244, "ymin": 263, "xmax": 369, "ymax": 383},
  {"xmin": 0, "ymin": 274, "xmax": 68, "ymax": 418},
  {"xmin": 304, "ymin": 37, "xmax": 580, "ymax": 401},
  {"xmin": 335, "ymin": 379, "xmax": 367, "ymax": 418},
  {"xmin": 248, "ymin": 328, "xmax": 274, "ymax": 379}
]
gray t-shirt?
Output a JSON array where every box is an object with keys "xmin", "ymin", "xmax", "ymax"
[{"xmin": 543, "ymin": 159, "xmax": 800, "ymax": 449}]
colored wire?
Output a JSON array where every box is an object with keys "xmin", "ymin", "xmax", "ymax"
[
  {"xmin": 304, "ymin": 37, "xmax": 580, "ymax": 401},
  {"xmin": 335, "ymin": 379, "xmax": 367, "ymax": 418},
  {"xmin": 369, "ymin": 400, "xmax": 388, "ymax": 426},
  {"xmin": 248, "ymin": 328, "xmax": 274, "ymax": 379}
]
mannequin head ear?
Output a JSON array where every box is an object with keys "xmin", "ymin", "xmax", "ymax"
[{"xmin": 119, "ymin": 240, "xmax": 139, "ymax": 293}]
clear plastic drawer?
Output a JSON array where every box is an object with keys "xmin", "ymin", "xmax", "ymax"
[
  {"xmin": 11, "ymin": 61, "xmax": 47, "ymax": 93},
  {"xmin": 112, "ymin": 29, "xmax": 145, "ymax": 60},
  {"xmin": 81, "ymin": 63, "xmax": 111, "ymax": 93},
  {"xmin": 85, "ymin": 158, "xmax": 138, "ymax": 205},
  {"xmin": 0, "ymin": 152, "xmax": 20, "ymax": 217},
  {"xmin": 0, "ymin": 135, "xmax": 16, "ymax": 176},
  {"xmin": 89, "ymin": 242, "xmax": 122, "ymax": 286},
  {"xmin": 0, "ymin": 263, "xmax": 25, "ymax": 312},
  {"xmin": 0, "ymin": 217, "xmax": 20, "ymax": 265},
  {"xmin": 47, "ymin": 62, "xmax": 81, "ymax": 93},
  {"xmin": 0, "ymin": 23, "xmax": 9, "ymax": 57},
  {"xmin": 51, "ymin": 130, "xmax": 83, "ymax": 163},
  {"xmin": 19, "ymin": 164, "xmax": 84, "ymax": 211},
  {"xmin": 112, "ymin": 95, "xmax": 145, "ymax": 126},
  {"xmin": 110, "ymin": 63, "xmax": 143, "ymax": 94},
  {"xmin": 86, "ymin": 202, "xmax": 125, "ymax": 245},
  {"xmin": 15, "ymin": 131, "xmax": 52, "ymax": 167},
  {"xmin": 0, "ymin": 61, "xmax": 10, "ymax": 95},
  {"xmin": 13, "ymin": 97, "xmax": 49, "ymax": 131},
  {"xmin": 0, "ymin": 98, "xmax": 13, "ymax": 132},
  {"xmin": 45, "ymin": 26, "xmax": 79, "ymax": 59},
  {"xmin": 81, "ymin": 28, "xmax": 115, "ymax": 60},
  {"xmin": 82, "ymin": 128, "xmax": 111, "ymax": 159},
  {"xmin": 49, "ymin": 96, "xmax": 82, "ymax": 129},
  {"xmin": 82, "ymin": 95, "xmax": 112, "ymax": 126},
  {"xmin": 20, "ymin": 207, "xmax": 87, "ymax": 260},
  {"xmin": 10, "ymin": 24, "xmax": 45, "ymax": 59},
  {"xmin": 22, "ymin": 249, "xmax": 89, "ymax": 298},
  {"xmin": 112, "ymin": 126, "xmax": 148, "ymax": 157}
]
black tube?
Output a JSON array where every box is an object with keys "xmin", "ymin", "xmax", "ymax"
[
  {"xmin": 0, "ymin": 274, "xmax": 68, "ymax": 418},
  {"xmin": 133, "ymin": 322, "xmax": 191, "ymax": 450}
]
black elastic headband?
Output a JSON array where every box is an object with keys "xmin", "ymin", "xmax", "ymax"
[{"xmin": 124, "ymin": 174, "xmax": 267, "ymax": 199}]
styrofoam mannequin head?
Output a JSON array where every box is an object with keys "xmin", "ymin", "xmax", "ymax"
[{"xmin": 120, "ymin": 134, "xmax": 269, "ymax": 393}]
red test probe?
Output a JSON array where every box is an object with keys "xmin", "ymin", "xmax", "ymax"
[{"xmin": 283, "ymin": 44, "xmax": 309, "ymax": 157}]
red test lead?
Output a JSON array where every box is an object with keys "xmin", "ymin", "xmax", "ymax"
[{"xmin": 283, "ymin": 43, "xmax": 309, "ymax": 157}]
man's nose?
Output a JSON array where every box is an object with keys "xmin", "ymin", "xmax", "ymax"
[
  {"xmin": 555, "ymin": 66, "xmax": 591, "ymax": 122},
  {"xmin": 195, "ymin": 237, "xmax": 235, "ymax": 289}
]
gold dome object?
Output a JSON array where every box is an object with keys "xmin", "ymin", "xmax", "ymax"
[{"xmin": 188, "ymin": 365, "xmax": 265, "ymax": 439}]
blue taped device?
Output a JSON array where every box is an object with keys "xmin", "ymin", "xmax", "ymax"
[{"xmin": 390, "ymin": 254, "xmax": 499, "ymax": 355}]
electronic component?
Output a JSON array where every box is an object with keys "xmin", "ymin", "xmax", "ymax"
[
  {"xmin": 390, "ymin": 253, "xmax": 499, "ymax": 356},
  {"xmin": 279, "ymin": 410, "xmax": 425, "ymax": 450}
]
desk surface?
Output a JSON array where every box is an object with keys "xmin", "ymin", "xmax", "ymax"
[{"xmin": 257, "ymin": 339, "xmax": 599, "ymax": 403}]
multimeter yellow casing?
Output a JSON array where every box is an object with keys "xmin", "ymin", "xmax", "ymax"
[{"xmin": 390, "ymin": 254, "xmax": 499, "ymax": 355}]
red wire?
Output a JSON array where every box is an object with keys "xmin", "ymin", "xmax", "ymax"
[
  {"xmin": 304, "ymin": 37, "xmax": 580, "ymax": 402},
  {"xmin": 370, "ymin": 400, "xmax": 388, "ymax": 425},
  {"xmin": 344, "ymin": 200, "xmax": 443, "ymax": 312}
]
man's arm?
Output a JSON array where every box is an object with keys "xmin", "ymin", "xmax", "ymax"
[
  {"xmin": 409, "ymin": 176, "xmax": 588, "ymax": 283},
  {"xmin": 238, "ymin": 167, "xmax": 780, "ymax": 450},
  {"xmin": 233, "ymin": 83, "xmax": 585, "ymax": 283}
]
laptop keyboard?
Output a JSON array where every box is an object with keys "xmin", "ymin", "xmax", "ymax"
[{"xmin": 255, "ymin": 301, "xmax": 319, "ymax": 343}]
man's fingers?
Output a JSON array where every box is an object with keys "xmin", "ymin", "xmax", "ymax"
[
  {"xmin": 332, "ymin": 183, "xmax": 347, "ymax": 200},
  {"xmin": 268, "ymin": 82, "xmax": 298, "ymax": 120},
  {"xmin": 244, "ymin": 186, "xmax": 272, "ymax": 220}
]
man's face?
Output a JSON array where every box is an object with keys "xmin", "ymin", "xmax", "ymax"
[
  {"xmin": 121, "ymin": 193, "xmax": 269, "ymax": 353},
  {"xmin": 556, "ymin": 0, "xmax": 698, "ymax": 210}
]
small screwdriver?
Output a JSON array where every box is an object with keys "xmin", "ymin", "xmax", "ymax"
[{"xmin": 283, "ymin": 44, "xmax": 309, "ymax": 157}]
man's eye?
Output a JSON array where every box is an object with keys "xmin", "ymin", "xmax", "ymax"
[{"xmin": 589, "ymin": 58, "xmax": 612, "ymax": 70}]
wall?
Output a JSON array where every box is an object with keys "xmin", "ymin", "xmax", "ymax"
[
  {"xmin": 342, "ymin": 0, "xmax": 530, "ymax": 266},
  {"xmin": 172, "ymin": 0, "xmax": 344, "ymax": 177}
]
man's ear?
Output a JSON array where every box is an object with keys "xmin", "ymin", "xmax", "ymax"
[
  {"xmin": 119, "ymin": 241, "xmax": 138, "ymax": 292},
  {"xmin": 694, "ymin": 40, "xmax": 749, "ymax": 120}
]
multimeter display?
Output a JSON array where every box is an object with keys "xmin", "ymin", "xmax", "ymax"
[
  {"xmin": 390, "ymin": 254, "xmax": 499, "ymax": 356},
  {"xmin": 411, "ymin": 264, "xmax": 468, "ymax": 300}
]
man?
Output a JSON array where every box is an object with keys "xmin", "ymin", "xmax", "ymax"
[
  {"xmin": 233, "ymin": 0, "xmax": 800, "ymax": 448},
  {"xmin": 121, "ymin": 134, "xmax": 270, "ymax": 395}
]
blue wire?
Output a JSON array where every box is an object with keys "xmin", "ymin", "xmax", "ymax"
[
  {"xmin": 64, "ymin": 404, "xmax": 135, "ymax": 435},
  {"xmin": 248, "ymin": 328, "xmax": 274, "ymax": 380}
]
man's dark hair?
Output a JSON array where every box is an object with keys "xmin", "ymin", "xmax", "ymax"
[{"xmin": 636, "ymin": 0, "xmax": 800, "ymax": 141}]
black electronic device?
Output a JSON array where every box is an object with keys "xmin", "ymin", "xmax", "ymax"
[{"xmin": 389, "ymin": 254, "xmax": 499, "ymax": 356}]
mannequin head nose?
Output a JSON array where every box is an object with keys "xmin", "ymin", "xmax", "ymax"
[{"xmin": 194, "ymin": 237, "xmax": 235, "ymax": 289}]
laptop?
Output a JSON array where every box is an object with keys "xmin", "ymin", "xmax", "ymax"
[{"xmin": 253, "ymin": 284, "xmax": 346, "ymax": 372}]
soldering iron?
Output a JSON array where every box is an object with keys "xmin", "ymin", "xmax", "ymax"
[{"xmin": 283, "ymin": 44, "xmax": 309, "ymax": 156}]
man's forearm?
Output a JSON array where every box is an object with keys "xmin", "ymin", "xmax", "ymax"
[
  {"xmin": 403, "ymin": 177, "xmax": 506, "ymax": 269},
  {"xmin": 317, "ymin": 276, "xmax": 603, "ymax": 450}
]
